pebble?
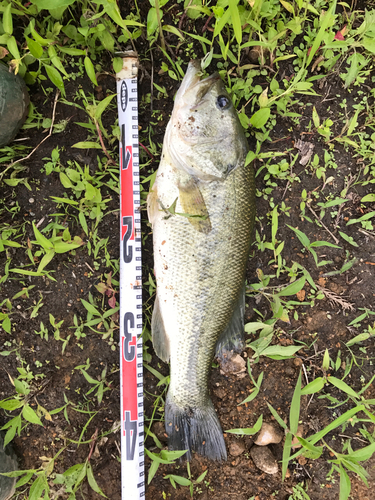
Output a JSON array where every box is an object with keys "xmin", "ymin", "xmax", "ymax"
[
  {"xmin": 250, "ymin": 445, "xmax": 278, "ymax": 475},
  {"xmin": 254, "ymin": 422, "xmax": 283, "ymax": 446},
  {"xmin": 291, "ymin": 424, "xmax": 305, "ymax": 448},
  {"xmin": 229, "ymin": 440, "xmax": 245, "ymax": 457},
  {"xmin": 29, "ymin": 198, "xmax": 34, "ymax": 203},
  {"xmin": 219, "ymin": 353, "xmax": 246, "ymax": 377}
]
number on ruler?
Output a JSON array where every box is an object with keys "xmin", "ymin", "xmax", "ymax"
[
  {"xmin": 123, "ymin": 216, "xmax": 133, "ymax": 264},
  {"xmin": 124, "ymin": 312, "xmax": 135, "ymax": 362},
  {"xmin": 124, "ymin": 411, "xmax": 137, "ymax": 460}
]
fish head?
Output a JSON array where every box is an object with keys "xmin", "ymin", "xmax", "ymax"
[{"xmin": 166, "ymin": 60, "xmax": 248, "ymax": 181}]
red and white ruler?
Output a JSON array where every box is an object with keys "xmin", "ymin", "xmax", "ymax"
[{"xmin": 116, "ymin": 52, "xmax": 145, "ymax": 499}]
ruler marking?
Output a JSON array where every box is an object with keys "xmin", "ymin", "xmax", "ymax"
[{"xmin": 117, "ymin": 56, "xmax": 144, "ymax": 500}]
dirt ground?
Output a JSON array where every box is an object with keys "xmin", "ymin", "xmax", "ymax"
[{"xmin": 1, "ymin": 1, "xmax": 375, "ymax": 499}]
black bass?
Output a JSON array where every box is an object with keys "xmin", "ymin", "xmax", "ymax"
[{"xmin": 147, "ymin": 60, "xmax": 256, "ymax": 460}]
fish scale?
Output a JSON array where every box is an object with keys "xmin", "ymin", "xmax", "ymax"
[{"xmin": 148, "ymin": 60, "xmax": 256, "ymax": 460}]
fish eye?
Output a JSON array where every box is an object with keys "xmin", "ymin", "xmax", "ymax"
[{"xmin": 216, "ymin": 95, "xmax": 231, "ymax": 110}]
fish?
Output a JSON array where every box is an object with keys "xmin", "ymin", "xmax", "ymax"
[{"xmin": 147, "ymin": 60, "xmax": 256, "ymax": 461}]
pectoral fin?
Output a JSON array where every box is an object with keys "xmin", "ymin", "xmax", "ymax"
[
  {"xmin": 178, "ymin": 179, "xmax": 211, "ymax": 234},
  {"xmin": 147, "ymin": 186, "xmax": 159, "ymax": 226}
]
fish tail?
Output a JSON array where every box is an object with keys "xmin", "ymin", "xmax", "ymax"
[{"xmin": 165, "ymin": 393, "xmax": 227, "ymax": 461}]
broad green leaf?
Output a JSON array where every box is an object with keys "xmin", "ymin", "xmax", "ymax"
[
  {"xmin": 33, "ymin": 222, "xmax": 53, "ymax": 251},
  {"xmin": 184, "ymin": 0, "xmax": 203, "ymax": 19},
  {"xmin": 37, "ymin": 250, "xmax": 55, "ymax": 273},
  {"xmin": 58, "ymin": 46, "xmax": 86, "ymax": 55},
  {"xmin": 339, "ymin": 465, "xmax": 351, "ymax": 500},
  {"xmin": 72, "ymin": 141, "xmax": 103, "ymax": 149},
  {"xmin": 160, "ymin": 449, "xmax": 187, "ymax": 461},
  {"xmin": 287, "ymin": 225, "xmax": 310, "ymax": 248},
  {"xmin": 25, "ymin": 35, "xmax": 43, "ymax": 58},
  {"xmin": 113, "ymin": 56, "xmax": 123, "ymax": 73},
  {"xmin": 300, "ymin": 377, "xmax": 325, "ymax": 395},
  {"xmin": 277, "ymin": 277, "xmax": 305, "ymax": 297},
  {"xmin": 362, "ymin": 36, "xmax": 375, "ymax": 54},
  {"xmin": 29, "ymin": 475, "xmax": 47, "ymax": 500},
  {"xmin": 346, "ymin": 333, "xmax": 370, "ymax": 347},
  {"xmin": 348, "ymin": 442, "xmax": 375, "ymax": 462},
  {"xmin": 245, "ymin": 321, "xmax": 274, "ymax": 334},
  {"xmin": 312, "ymin": 106, "xmax": 320, "ymax": 127},
  {"xmin": 339, "ymin": 231, "xmax": 359, "ymax": 247},
  {"xmin": 3, "ymin": 3, "xmax": 13, "ymax": 35},
  {"xmin": 328, "ymin": 376, "xmax": 359, "ymax": 399},
  {"xmin": 361, "ymin": 194, "xmax": 375, "ymax": 202},
  {"xmin": 31, "ymin": 0, "xmax": 75, "ymax": 8},
  {"xmin": 147, "ymin": 457, "xmax": 160, "ymax": 484},
  {"xmin": 297, "ymin": 437, "xmax": 323, "ymax": 459},
  {"xmin": 166, "ymin": 474, "xmax": 191, "ymax": 486},
  {"xmin": 79, "ymin": 212, "xmax": 88, "ymax": 236},
  {"xmin": 48, "ymin": 45, "xmax": 68, "ymax": 76},
  {"xmin": 147, "ymin": 7, "xmax": 158, "ymax": 37},
  {"xmin": 54, "ymin": 238, "xmax": 84, "ymax": 253},
  {"xmin": 250, "ymin": 108, "xmax": 271, "ymax": 128},
  {"xmin": 228, "ymin": 0, "xmax": 242, "ymax": 45},
  {"xmin": 322, "ymin": 348, "xmax": 330, "ymax": 371},
  {"xmin": 23, "ymin": 403, "xmax": 43, "ymax": 425},
  {"xmin": 87, "ymin": 462, "xmax": 107, "ymax": 496},
  {"xmin": 15, "ymin": 472, "xmax": 34, "ymax": 488},
  {"xmin": 0, "ymin": 399, "xmax": 22, "ymax": 411},
  {"xmin": 84, "ymin": 56, "xmax": 98, "ymax": 86},
  {"xmin": 44, "ymin": 64, "xmax": 65, "ymax": 95},
  {"xmin": 7, "ymin": 36, "xmax": 20, "ymax": 59},
  {"xmin": 261, "ymin": 345, "xmax": 302, "ymax": 357},
  {"xmin": 280, "ymin": 0, "xmax": 294, "ymax": 14},
  {"xmin": 344, "ymin": 52, "xmax": 359, "ymax": 88},
  {"xmin": 162, "ymin": 25, "xmax": 184, "ymax": 40},
  {"xmin": 94, "ymin": 93, "xmax": 116, "ymax": 120},
  {"xmin": 145, "ymin": 448, "xmax": 177, "ymax": 465},
  {"xmin": 80, "ymin": 298, "xmax": 100, "ymax": 316}
]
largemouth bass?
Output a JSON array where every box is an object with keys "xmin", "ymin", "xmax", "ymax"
[{"xmin": 147, "ymin": 60, "xmax": 256, "ymax": 460}]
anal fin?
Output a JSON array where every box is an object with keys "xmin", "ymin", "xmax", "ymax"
[
  {"xmin": 151, "ymin": 294, "xmax": 170, "ymax": 363},
  {"xmin": 215, "ymin": 283, "xmax": 246, "ymax": 361}
]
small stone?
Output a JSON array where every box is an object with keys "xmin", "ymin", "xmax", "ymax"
[
  {"xmin": 250, "ymin": 445, "xmax": 278, "ymax": 475},
  {"xmin": 219, "ymin": 353, "xmax": 246, "ymax": 377},
  {"xmin": 29, "ymin": 198, "xmax": 34, "ymax": 203},
  {"xmin": 291, "ymin": 425, "xmax": 305, "ymax": 448},
  {"xmin": 229, "ymin": 441, "xmax": 245, "ymax": 457},
  {"xmin": 254, "ymin": 422, "xmax": 283, "ymax": 446}
]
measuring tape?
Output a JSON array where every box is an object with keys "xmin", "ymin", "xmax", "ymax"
[{"xmin": 116, "ymin": 52, "xmax": 145, "ymax": 499}]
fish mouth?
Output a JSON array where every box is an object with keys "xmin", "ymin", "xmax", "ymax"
[{"xmin": 175, "ymin": 60, "xmax": 221, "ymax": 108}]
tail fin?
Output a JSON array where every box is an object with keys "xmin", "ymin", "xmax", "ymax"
[{"xmin": 165, "ymin": 394, "xmax": 227, "ymax": 461}]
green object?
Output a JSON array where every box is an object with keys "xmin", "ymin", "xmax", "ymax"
[
  {"xmin": 0, "ymin": 432, "xmax": 18, "ymax": 500},
  {"xmin": 0, "ymin": 63, "xmax": 29, "ymax": 147}
]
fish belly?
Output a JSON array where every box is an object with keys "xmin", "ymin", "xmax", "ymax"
[{"xmin": 150, "ymin": 154, "xmax": 255, "ymax": 460}]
